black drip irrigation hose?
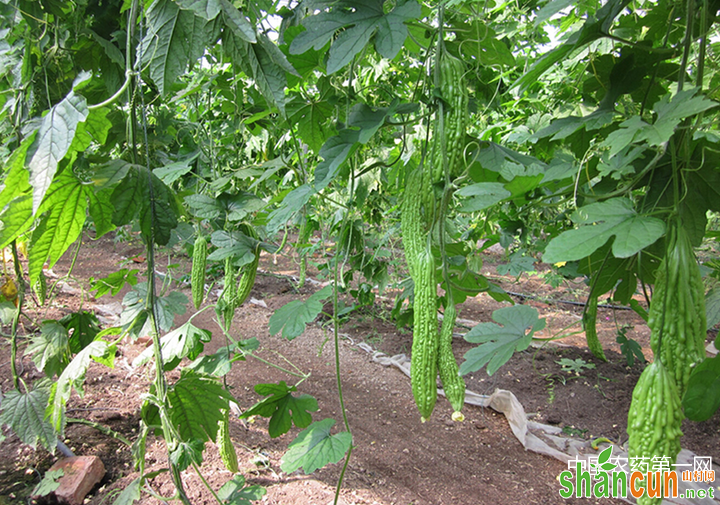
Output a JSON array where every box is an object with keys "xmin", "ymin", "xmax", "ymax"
[{"xmin": 503, "ymin": 290, "xmax": 636, "ymax": 311}]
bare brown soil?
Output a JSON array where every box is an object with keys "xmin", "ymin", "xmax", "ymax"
[{"xmin": 1, "ymin": 232, "xmax": 718, "ymax": 505}]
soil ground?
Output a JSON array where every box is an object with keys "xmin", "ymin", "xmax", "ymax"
[{"xmin": 1, "ymin": 232, "xmax": 718, "ymax": 505}]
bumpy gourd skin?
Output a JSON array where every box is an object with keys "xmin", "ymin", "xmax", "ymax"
[
  {"xmin": 217, "ymin": 409, "xmax": 239, "ymax": 473},
  {"xmin": 437, "ymin": 301, "xmax": 465, "ymax": 420},
  {"xmin": 583, "ymin": 295, "xmax": 607, "ymax": 361},
  {"xmin": 234, "ymin": 224, "xmax": 260, "ymax": 307},
  {"xmin": 401, "ymin": 50, "xmax": 469, "ymax": 421},
  {"xmin": 648, "ymin": 226, "xmax": 706, "ymax": 396},
  {"xmin": 410, "ymin": 247, "xmax": 439, "ymax": 421},
  {"xmin": 191, "ymin": 235, "xmax": 207, "ymax": 309},
  {"xmin": 402, "ymin": 166, "xmax": 439, "ymax": 420},
  {"xmin": 627, "ymin": 360, "xmax": 683, "ymax": 505},
  {"xmin": 431, "ymin": 52, "xmax": 468, "ymax": 184}
]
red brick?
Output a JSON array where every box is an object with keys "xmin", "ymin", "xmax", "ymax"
[{"xmin": 38, "ymin": 456, "xmax": 106, "ymax": 505}]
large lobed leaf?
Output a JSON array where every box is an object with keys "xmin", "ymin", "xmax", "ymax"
[
  {"xmin": 280, "ymin": 418, "xmax": 352, "ymax": 474},
  {"xmin": 240, "ymin": 381, "xmax": 318, "ymax": 438},
  {"xmin": 460, "ymin": 305, "xmax": 546, "ymax": 376}
]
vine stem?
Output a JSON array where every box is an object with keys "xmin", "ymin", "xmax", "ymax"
[{"xmin": 9, "ymin": 240, "xmax": 25, "ymax": 390}]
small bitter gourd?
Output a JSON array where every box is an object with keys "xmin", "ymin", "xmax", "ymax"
[
  {"xmin": 217, "ymin": 409, "xmax": 239, "ymax": 473},
  {"xmin": 648, "ymin": 226, "xmax": 706, "ymax": 396},
  {"xmin": 626, "ymin": 360, "xmax": 683, "ymax": 505},
  {"xmin": 234, "ymin": 224, "xmax": 260, "ymax": 307},
  {"xmin": 34, "ymin": 271, "xmax": 47, "ymax": 306},
  {"xmin": 191, "ymin": 234, "xmax": 208, "ymax": 309},
  {"xmin": 583, "ymin": 294, "xmax": 607, "ymax": 361},
  {"xmin": 221, "ymin": 257, "xmax": 236, "ymax": 330},
  {"xmin": 437, "ymin": 301, "xmax": 465, "ymax": 421}
]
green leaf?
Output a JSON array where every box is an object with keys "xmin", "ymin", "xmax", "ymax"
[
  {"xmin": 154, "ymin": 155, "xmax": 198, "ymax": 185},
  {"xmin": 220, "ymin": 0, "xmax": 255, "ymax": 42},
  {"xmin": 187, "ymin": 346, "xmax": 236, "ymax": 377},
  {"xmin": 456, "ymin": 182, "xmax": 511, "ymax": 212},
  {"xmin": 27, "ymin": 79, "xmax": 90, "ymax": 212},
  {"xmin": 132, "ymin": 320, "xmax": 212, "ymax": 371},
  {"xmin": 175, "ymin": 0, "xmax": 221, "ymax": 20},
  {"xmin": 706, "ymin": 287, "xmax": 720, "ymax": 332},
  {"xmin": 32, "ymin": 469, "xmax": 64, "ymax": 496},
  {"xmin": 89, "ymin": 268, "xmax": 139, "ymax": 297},
  {"xmin": 287, "ymin": 97, "xmax": 334, "ymax": 153},
  {"xmin": 167, "ymin": 370, "xmax": 233, "ymax": 443},
  {"xmin": 601, "ymin": 89, "xmax": 717, "ymax": 156},
  {"xmin": 87, "ymin": 188, "xmax": 115, "ymax": 237},
  {"xmin": 543, "ymin": 199, "xmax": 665, "ymax": 263},
  {"xmin": 60, "ymin": 311, "xmax": 101, "ymax": 354},
  {"xmin": 0, "ymin": 132, "xmax": 35, "ymax": 210},
  {"xmin": 28, "ymin": 173, "xmax": 90, "ymax": 281},
  {"xmin": 240, "ymin": 381, "xmax": 318, "ymax": 438},
  {"xmin": 217, "ymin": 475, "xmax": 266, "ymax": 504},
  {"xmin": 184, "ymin": 194, "xmax": 224, "ymax": 220},
  {"xmin": 207, "ymin": 229, "xmax": 256, "ymax": 264},
  {"xmin": 683, "ymin": 355, "xmax": 720, "ymax": 422},
  {"xmin": 510, "ymin": 0, "xmax": 631, "ymax": 93},
  {"xmin": 120, "ymin": 283, "xmax": 186, "ymax": 338},
  {"xmin": 111, "ymin": 165, "xmax": 178, "ymax": 245},
  {"xmin": 141, "ymin": 0, "xmax": 217, "ymax": 95},
  {"xmin": 314, "ymin": 129, "xmax": 361, "ymax": 190},
  {"xmin": 266, "ymin": 184, "xmax": 314, "ymax": 235},
  {"xmin": 224, "ymin": 32, "xmax": 292, "ymax": 115},
  {"xmin": 0, "ymin": 379, "xmax": 57, "ymax": 451},
  {"xmin": 169, "ymin": 438, "xmax": 205, "ymax": 471},
  {"xmin": 290, "ymin": 0, "xmax": 420, "ymax": 74},
  {"xmin": 25, "ymin": 321, "xmax": 70, "ymax": 378},
  {"xmin": 110, "ymin": 477, "xmax": 141, "ymax": 505},
  {"xmin": 460, "ymin": 305, "xmax": 546, "ymax": 376},
  {"xmin": 280, "ymin": 418, "xmax": 352, "ymax": 474},
  {"xmin": 70, "ymin": 107, "xmax": 112, "ymax": 152},
  {"xmin": 92, "ymin": 159, "xmax": 133, "ymax": 189},
  {"xmin": 0, "ymin": 194, "xmax": 34, "ymax": 250},
  {"xmin": 48, "ymin": 340, "xmax": 113, "ymax": 432},
  {"xmin": 268, "ymin": 285, "xmax": 333, "ymax": 340}
]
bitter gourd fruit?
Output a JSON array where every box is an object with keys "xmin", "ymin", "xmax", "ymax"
[
  {"xmin": 583, "ymin": 294, "xmax": 607, "ymax": 361},
  {"xmin": 431, "ymin": 52, "xmax": 468, "ymax": 185},
  {"xmin": 627, "ymin": 360, "xmax": 683, "ymax": 505},
  {"xmin": 437, "ymin": 301, "xmax": 465, "ymax": 421},
  {"xmin": 648, "ymin": 226, "xmax": 706, "ymax": 396},
  {"xmin": 410, "ymin": 247, "xmax": 440, "ymax": 421},
  {"xmin": 191, "ymin": 234, "xmax": 207, "ymax": 309},
  {"xmin": 34, "ymin": 271, "xmax": 47, "ymax": 306},
  {"xmin": 234, "ymin": 224, "xmax": 260, "ymax": 307},
  {"xmin": 217, "ymin": 409, "xmax": 239, "ymax": 473}
]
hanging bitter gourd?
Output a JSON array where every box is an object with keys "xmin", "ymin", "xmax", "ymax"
[
  {"xmin": 431, "ymin": 52, "xmax": 468, "ymax": 185},
  {"xmin": 221, "ymin": 257, "xmax": 236, "ymax": 330},
  {"xmin": 217, "ymin": 408, "xmax": 239, "ymax": 473},
  {"xmin": 410, "ymin": 247, "xmax": 440, "ymax": 421},
  {"xmin": 191, "ymin": 234, "xmax": 208, "ymax": 309},
  {"xmin": 583, "ymin": 294, "xmax": 607, "ymax": 361},
  {"xmin": 437, "ymin": 301, "xmax": 465, "ymax": 421},
  {"xmin": 627, "ymin": 360, "xmax": 683, "ymax": 505},
  {"xmin": 234, "ymin": 224, "xmax": 260, "ymax": 307},
  {"xmin": 648, "ymin": 226, "xmax": 706, "ymax": 396},
  {"xmin": 33, "ymin": 271, "xmax": 47, "ymax": 306}
]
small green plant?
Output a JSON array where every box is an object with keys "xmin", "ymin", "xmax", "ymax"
[
  {"xmin": 616, "ymin": 326, "xmax": 645, "ymax": 366},
  {"xmin": 556, "ymin": 357, "xmax": 596, "ymax": 375}
]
